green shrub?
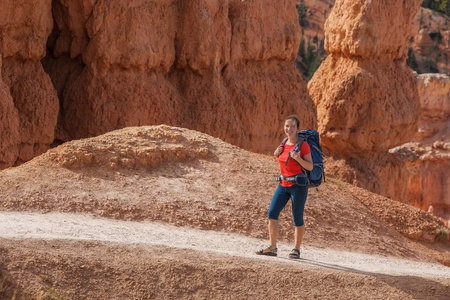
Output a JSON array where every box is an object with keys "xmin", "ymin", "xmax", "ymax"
[
  {"xmin": 37, "ymin": 288, "xmax": 65, "ymax": 300},
  {"xmin": 422, "ymin": 0, "xmax": 449, "ymax": 17},
  {"xmin": 407, "ymin": 48, "xmax": 419, "ymax": 73},
  {"xmin": 296, "ymin": 1, "xmax": 308, "ymax": 27},
  {"xmin": 435, "ymin": 228, "xmax": 449, "ymax": 241},
  {"xmin": 424, "ymin": 57, "xmax": 439, "ymax": 73}
]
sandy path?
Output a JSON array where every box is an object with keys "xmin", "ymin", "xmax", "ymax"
[{"xmin": 1, "ymin": 211, "xmax": 449, "ymax": 280}]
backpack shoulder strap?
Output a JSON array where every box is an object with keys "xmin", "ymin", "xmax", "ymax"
[
  {"xmin": 294, "ymin": 136, "xmax": 305, "ymax": 152},
  {"xmin": 295, "ymin": 136, "xmax": 308, "ymax": 174},
  {"xmin": 285, "ymin": 136, "xmax": 305, "ymax": 166}
]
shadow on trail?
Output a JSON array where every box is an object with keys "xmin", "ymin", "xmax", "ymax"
[{"xmin": 283, "ymin": 257, "xmax": 450, "ymax": 300}]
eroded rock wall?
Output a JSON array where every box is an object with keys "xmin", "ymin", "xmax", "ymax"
[
  {"xmin": 43, "ymin": 0, "xmax": 316, "ymax": 155},
  {"xmin": 416, "ymin": 74, "xmax": 450, "ymax": 137},
  {"xmin": 0, "ymin": 0, "xmax": 59, "ymax": 167},
  {"xmin": 411, "ymin": 8, "xmax": 450, "ymax": 75},
  {"xmin": 308, "ymin": 0, "xmax": 422, "ymax": 155},
  {"xmin": 0, "ymin": 56, "xmax": 19, "ymax": 169},
  {"xmin": 0, "ymin": 0, "xmax": 315, "ymax": 168},
  {"xmin": 308, "ymin": 0, "xmax": 435, "ymax": 216},
  {"xmin": 390, "ymin": 74, "xmax": 450, "ymax": 222}
]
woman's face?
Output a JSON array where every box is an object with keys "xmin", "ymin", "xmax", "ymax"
[{"xmin": 284, "ymin": 119, "xmax": 298, "ymax": 137}]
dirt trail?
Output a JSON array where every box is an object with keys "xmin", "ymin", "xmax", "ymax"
[{"xmin": 1, "ymin": 211, "xmax": 449, "ymax": 280}]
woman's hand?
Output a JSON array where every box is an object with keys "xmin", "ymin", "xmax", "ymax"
[
  {"xmin": 290, "ymin": 150, "xmax": 313, "ymax": 171},
  {"xmin": 274, "ymin": 146, "xmax": 283, "ymax": 157},
  {"xmin": 290, "ymin": 150, "xmax": 301, "ymax": 161}
]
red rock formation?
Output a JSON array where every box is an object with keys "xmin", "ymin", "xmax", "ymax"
[
  {"xmin": 324, "ymin": 73, "xmax": 450, "ymax": 224},
  {"xmin": 414, "ymin": 29, "xmax": 435, "ymax": 56},
  {"xmin": 0, "ymin": 0, "xmax": 59, "ymax": 166},
  {"xmin": 0, "ymin": 56, "xmax": 20, "ymax": 169},
  {"xmin": 310, "ymin": 58, "xmax": 419, "ymax": 155},
  {"xmin": 308, "ymin": 0, "xmax": 439, "ymax": 220},
  {"xmin": 390, "ymin": 74, "xmax": 450, "ymax": 223},
  {"xmin": 2, "ymin": 60, "xmax": 59, "ymax": 163},
  {"xmin": 416, "ymin": 74, "xmax": 450, "ymax": 135},
  {"xmin": 308, "ymin": 0, "xmax": 422, "ymax": 156},
  {"xmin": 325, "ymin": 0, "xmax": 419, "ymax": 60},
  {"xmin": 43, "ymin": 0, "xmax": 316, "ymax": 155},
  {"xmin": 223, "ymin": 0, "xmax": 316, "ymax": 150},
  {"xmin": 411, "ymin": 7, "xmax": 450, "ymax": 75},
  {"xmin": 299, "ymin": 0, "xmax": 450, "ymax": 223},
  {"xmin": 0, "ymin": 0, "xmax": 317, "ymax": 168}
]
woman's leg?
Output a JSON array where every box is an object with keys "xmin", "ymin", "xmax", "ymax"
[
  {"xmin": 268, "ymin": 219, "xmax": 278, "ymax": 249},
  {"xmin": 294, "ymin": 225, "xmax": 305, "ymax": 250},
  {"xmin": 264, "ymin": 184, "xmax": 290, "ymax": 251},
  {"xmin": 289, "ymin": 185, "xmax": 308, "ymax": 250}
]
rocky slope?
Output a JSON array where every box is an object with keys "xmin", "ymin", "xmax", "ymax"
[
  {"xmin": 0, "ymin": 125, "xmax": 448, "ymax": 298},
  {"xmin": 2, "ymin": 125, "xmax": 445, "ymax": 245}
]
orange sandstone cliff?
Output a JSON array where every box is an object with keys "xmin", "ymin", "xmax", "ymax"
[
  {"xmin": 390, "ymin": 74, "xmax": 450, "ymax": 222},
  {"xmin": 0, "ymin": 0, "xmax": 59, "ymax": 168},
  {"xmin": 43, "ymin": 0, "xmax": 317, "ymax": 153},
  {"xmin": 307, "ymin": 0, "xmax": 423, "ymax": 204},
  {"xmin": 308, "ymin": 0, "xmax": 450, "ymax": 223},
  {"xmin": 308, "ymin": 0, "xmax": 422, "ymax": 155},
  {"xmin": 0, "ymin": 0, "xmax": 317, "ymax": 169}
]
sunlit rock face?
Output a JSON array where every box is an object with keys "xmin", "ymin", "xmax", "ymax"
[
  {"xmin": 0, "ymin": 0, "xmax": 59, "ymax": 167},
  {"xmin": 390, "ymin": 74, "xmax": 450, "ymax": 222},
  {"xmin": 308, "ymin": 0, "xmax": 422, "ymax": 156},
  {"xmin": 43, "ymin": 0, "xmax": 316, "ymax": 155}
]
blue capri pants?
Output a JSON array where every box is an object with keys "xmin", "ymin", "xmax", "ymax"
[{"xmin": 268, "ymin": 184, "xmax": 308, "ymax": 226}]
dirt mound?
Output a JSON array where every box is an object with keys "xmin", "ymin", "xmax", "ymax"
[
  {"xmin": 1, "ymin": 125, "xmax": 446, "ymax": 244},
  {"xmin": 47, "ymin": 125, "xmax": 210, "ymax": 169},
  {"xmin": 0, "ymin": 125, "xmax": 449, "ymax": 298}
]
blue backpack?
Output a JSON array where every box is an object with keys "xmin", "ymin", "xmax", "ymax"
[{"xmin": 280, "ymin": 129, "xmax": 325, "ymax": 188}]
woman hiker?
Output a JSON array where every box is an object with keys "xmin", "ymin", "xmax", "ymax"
[{"xmin": 256, "ymin": 115, "xmax": 313, "ymax": 259}]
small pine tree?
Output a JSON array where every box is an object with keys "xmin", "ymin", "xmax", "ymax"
[
  {"xmin": 305, "ymin": 44, "xmax": 317, "ymax": 65},
  {"xmin": 407, "ymin": 48, "xmax": 419, "ymax": 72},
  {"xmin": 298, "ymin": 37, "xmax": 306, "ymax": 59},
  {"xmin": 424, "ymin": 57, "xmax": 439, "ymax": 73},
  {"xmin": 296, "ymin": 1, "xmax": 308, "ymax": 26},
  {"xmin": 422, "ymin": 0, "xmax": 449, "ymax": 17},
  {"xmin": 308, "ymin": 57, "xmax": 322, "ymax": 80}
]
